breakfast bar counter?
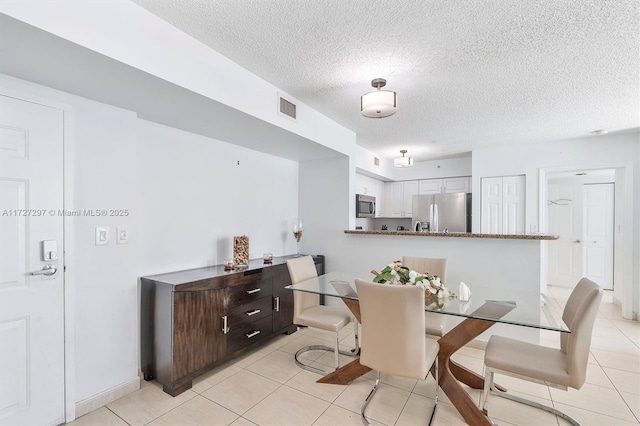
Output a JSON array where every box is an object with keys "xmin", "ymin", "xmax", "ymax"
[{"xmin": 344, "ymin": 230, "xmax": 558, "ymax": 240}]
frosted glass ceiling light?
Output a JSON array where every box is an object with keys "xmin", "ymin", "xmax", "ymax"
[
  {"xmin": 394, "ymin": 150, "xmax": 413, "ymax": 167},
  {"xmin": 361, "ymin": 78, "xmax": 397, "ymax": 118}
]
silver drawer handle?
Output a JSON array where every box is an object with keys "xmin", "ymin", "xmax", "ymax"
[
  {"xmin": 274, "ymin": 296, "xmax": 280, "ymax": 312},
  {"xmin": 246, "ymin": 288, "xmax": 261, "ymax": 294},
  {"xmin": 222, "ymin": 315, "xmax": 230, "ymax": 334},
  {"xmin": 245, "ymin": 330, "xmax": 260, "ymax": 339},
  {"xmin": 246, "ymin": 309, "xmax": 261, "ymax": 316}
]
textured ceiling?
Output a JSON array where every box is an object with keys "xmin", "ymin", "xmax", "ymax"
[{"xmin": 131, "ymin": 0, "xmax": 640, "ymax": 162}]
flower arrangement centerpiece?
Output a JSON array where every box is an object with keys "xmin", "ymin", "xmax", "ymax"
[{"xmin": 370, "ymin": 260, "xmax": 455, "ymax": 302}]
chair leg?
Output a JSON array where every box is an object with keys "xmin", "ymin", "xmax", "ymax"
[
  {"xmin": 484, "ymin": 369, "xmax": 582, "ymax": 426},
  {"xmin": 480, "ymin": 369, "xmax": 493, "ymax": 413},
  {"xmin": 352, "ymin": 320, "xmax": 360, "ymax": 354},
  {"xmin": 334, "ymin": 332, "xmax": 340, "ymax": 370},
  {"xmin": 428, "ymin": 357, "xmax": 438, "ymax": 425},
  {"xmin": 361, "ymin": 371, "xmax": 381, "ymax": 426}
]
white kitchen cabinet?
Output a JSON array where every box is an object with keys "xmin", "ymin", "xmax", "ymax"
[
  {"xmin": 419, "ymin": 177, "xmax": 470, "ymax": 194},
  {"xmin": 481, "ymin": 175, "xmax": 525, "ymax": 234},
  {"xmin": 384, "ymin": 180, "xmax": 418, "ymax": 217}
]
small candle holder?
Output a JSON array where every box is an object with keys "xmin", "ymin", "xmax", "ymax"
[
  {"xmin": 263, "ymin": 253, "xmax": 273, "ymax": 264},
  {"xmin": 223, "ymin": 259, "xmax": 234, "ymax": 271}
]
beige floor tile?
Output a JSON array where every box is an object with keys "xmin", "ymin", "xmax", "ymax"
[
  {"xmin": 585, "ymin": 363, "xmax": 615, "ymax": 388},
  {"xmin": 604, "ymin": 367, "xmax": 640, "ymax": 395},
  {"xmin": 489, "ymin": 373, "xmax": 553, "ymax": 401},
  {"xmin": 312, "ymin": 404, "xmax": 362, "ymax": 425},
  {"xmin": 192, "ymin": 364, "xmax": 243, "ymax": 394},
  {"xmin": 278, "ymin": 334, "xmax": 331, "ymax": 357},
  {"xmin": 483, "ymin": 392, "xmax": 559, "ymax": 425},
  {"xmin": 312, "ymin": 349, "xmax": 359, "ymax": 371},
  {"xmin": 147, "ymin": 395, "xmax": 239, "ymax": 426},
  {"xmin": 450, "ymin": 352, "xmax": 484, "ymax": 375},
  {"xmin": 550, "ymin": 382, "xmax": 637, "ymax": 422},
  {"xmin": 229, "ymin": 345, "xmax": 277, "ymax": 369},
  {"xmin": 284, "ymin": 369, "xmax": 347, "ymax": 403},
  {"xmin": 229, "ymin": 417, "xmax": 257, "ymax": 426},
  {"xmin": 243, "ymin": 385, "xmax": 330, "ymax": 426},
  {"xmin": 395, "ymin": 392, "xmax": 437, "ymax": 426},
  {"xmin": 201, "ymin": 370, "xmax": 279, "ymax": 415},
  {"xmin": 620, "ymin": 391, "xmax": 640, "ymax": 421},
  {"xmin": 429, "ymin": 399, "xmax": 475, "ymax": 426},
  {"xmin": 379, "ymin": 372, "xmax": 418, "ymax": 392},
  {"xmin": 591, "ymin": 334, "xmax": 640, "ymax": 353},
  {"xmin": 106, "ymin": 382, "xmax": 197, "ymax": 426},
  {"xmin": 262, "ymin": 332, "xmax": 301, "ymax": 350},
  {"xmin": 342, "ymin": 381, "xmax": 410, "ymax": 426},
  {"xmin": 592, "ymin": 349, "xmax": 640, "ymax": 374},
  {"xmin": 66, "ymin": 407, "xmax": 127, "ymax": 426},
  {"xmin": 554, "ymin": 401, "xmax": 640, "ymax": 425},
  {"xmin": 332, "ymin": 377, "xmax": 377, "ymax": 415},
  {"xmin": 245, "ymin": 349, "xmax": 302, "ymax": 383}
]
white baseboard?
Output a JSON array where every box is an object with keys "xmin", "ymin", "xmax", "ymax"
[{"xmin": 75, "ymin": 376, "xmax": 140, "ymax": 419}]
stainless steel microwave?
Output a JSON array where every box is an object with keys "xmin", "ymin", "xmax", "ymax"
[{"xmin": 356, "ymin": 194, "xmax": 376, "ymax": 218}]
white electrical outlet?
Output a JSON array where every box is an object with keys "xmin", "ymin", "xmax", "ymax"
[
  {"xmin": 117, "ymin": 227, "xmax": 129, "ymax": 244},
  {"xmin": 95, "ymin": 227, "xmax": 110, "ymax": 245}
]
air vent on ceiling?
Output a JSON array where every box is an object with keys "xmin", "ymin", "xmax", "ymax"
[
  {"xmin": 278, "ymin": 95, "xmax": 297, "ymax": 120},
  {"xmin": 374, "ymin": 156, "xmax": 380, "ymax": 167}
]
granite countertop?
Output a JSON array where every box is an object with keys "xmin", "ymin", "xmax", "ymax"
[{"xmin": 344, "ymin": 229, "xmax": 558, "ymax": 240}]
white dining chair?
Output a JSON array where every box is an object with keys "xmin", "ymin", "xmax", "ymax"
[
  {"xmin": 286, "ymin": 256, "xmax": 359, "ymax": 375},
  {"xmin": 480, "ymin": 277, "xmax": 603, "ymax": 425},
  {"xmin": 402, "ymin": 256, "xmax": 448, "ymax": 337},
  {"xmin": 355, "ymin": 278, "xmax": 439, "ymax": 426}
]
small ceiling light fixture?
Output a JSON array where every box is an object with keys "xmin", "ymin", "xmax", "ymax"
[
  {"xmin": 361, "ymin": 78, "xmax": 397, "ymax": 118},
  {"xmin": 394, "ymin": 150, "xmax": 413, "ymax": 167},
  {"xmin": 591, "ymin": 129, "xmax": 609, "ymax": 135}
]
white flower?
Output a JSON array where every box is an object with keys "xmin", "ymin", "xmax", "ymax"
[
  {"xmin": 409, "ymin": 270, "xmax": 418, "ymax": 279},
  {"xmin": 439, "ymin": 288, "xmax": 450, "ymax": 299},
  {"xmin": 429, "ymin": 279, "xmax": 441, "ymax": 290},
  {"xmin": 427, "ymin": 286, "xmax": 438, "ymax": 295},
  {"xmin": 390, "ymin": 269, "xmax": 397, "ymax": 276}
]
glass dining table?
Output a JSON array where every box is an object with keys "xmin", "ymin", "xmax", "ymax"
[{"xmin": 286, "ymin": 271, "xmax": 569, "ymax": 426}]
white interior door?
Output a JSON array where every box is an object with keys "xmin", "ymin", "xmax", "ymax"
[
  {"xmin": 0, "ymin": 95, "xmax": 65, "ymax": 425},
  {"xmin": 481, "ymin": 177, "xmax": 502, "ymax": 233},
  {"xmin": 583, "ymin": 183, "xmax": 614, "ymax": 290},
  {"xmin": 547, "ymin": 183, "xmax": 583, "ymax": 286}
]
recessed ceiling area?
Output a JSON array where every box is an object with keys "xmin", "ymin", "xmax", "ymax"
[{"xmin": 131, "ymin": 0, "xmax": 640, "ymax": 162}]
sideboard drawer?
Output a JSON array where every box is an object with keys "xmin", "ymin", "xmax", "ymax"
[
  {"xmin": 227, "ymin": 279, "xmax": 273, "ymax": 308},
  {"xmin": 226, "ymin": 296, "xmax": 273, "ymax": 329},
  {"xmin": 226, "ymin": 315, "xmax": 273, "ymax": 354}
]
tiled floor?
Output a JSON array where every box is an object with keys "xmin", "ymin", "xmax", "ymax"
[{"xmin": 69, "ymin": 287, "xmax": 639, "ymax": 425}]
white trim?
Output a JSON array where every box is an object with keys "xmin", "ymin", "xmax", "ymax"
[
  {"xmin": 539, "ymin": 162, "xmax": 634, "ymax": 319},
  {"xmin": 75, "ymin": 376, "xmax": 140, "ymax": 419}
]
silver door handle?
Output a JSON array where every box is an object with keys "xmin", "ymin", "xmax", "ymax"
[
  {"xmin": 30, "ymin": 265, "xmax": 57, "ymax": 276},
  {"xmin": 572, "ymin": 239, "xmax": 582, "ymax": 243}
]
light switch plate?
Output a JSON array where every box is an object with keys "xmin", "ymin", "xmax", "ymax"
[
  {"xmin": 95, "ymin": 227, "xmax": 109, "ymax": 245},
  {"xmin": 117, "ymin": 227, "xmax": 128, "ymax": 244}
]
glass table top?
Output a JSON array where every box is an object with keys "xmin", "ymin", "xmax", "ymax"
[{"xmin": 286, "ymin": 271, "xmax": 569, "ymax": 333}]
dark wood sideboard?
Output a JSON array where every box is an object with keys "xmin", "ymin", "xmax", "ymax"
[{"xmin": 140, "ymin": 255, "xmax": 325, "ymax": 396}]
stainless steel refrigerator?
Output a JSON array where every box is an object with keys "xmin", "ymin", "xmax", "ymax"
[{"xmin": 412, "ymin": 193, "xmax": 472, "ymax": 233}]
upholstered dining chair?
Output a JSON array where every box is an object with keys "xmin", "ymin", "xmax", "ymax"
[
  {"xmin": 355, "ymin": 278, "xmax": 439, "ymax": 426},
  {"xmin": 402, "ymin": 256, "xmax": 448, "ymax": 337},
  {"xmin": 286, "ymin": 256, "xmax": 359, "ymax": 375},
  {"xmin": 480, "ymin": 278, "xmax": 603, "ymax": 425}
]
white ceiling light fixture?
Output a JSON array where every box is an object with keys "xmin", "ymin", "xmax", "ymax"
[
  {"xmin": 394, "ymin": 150, "xmax": 413, "ymax": 167},
  {"xmin": 361, "ymin": 78, "xmax": 397, "ymax": 118}
]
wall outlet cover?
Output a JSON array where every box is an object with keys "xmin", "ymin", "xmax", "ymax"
[
  {"xmin": 117, "ymin": 227, "xmax": 128, "ymax": 244},
  {"xmin": 95, "ymin": 227, "xmax": 109, "ymax": 245}
]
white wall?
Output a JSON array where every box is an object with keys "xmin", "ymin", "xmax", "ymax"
[
  {"xmin": 472, "ymin": 133, "xmax": 639, "ymax": 315},
  {"xmin": 0, "ymin": 74, "xmax": 305, "ymax": 418},
  {"xmin": 136, "ymin": 120, "xmax": 299, "ymax": 275}
]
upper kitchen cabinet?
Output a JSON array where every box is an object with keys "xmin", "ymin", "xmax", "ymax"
[
  {"xmin": 385, "ymin": 180, "xmax": 418, "ymax": 217},
  {"xmin": 419, "ymin": 177, "xmax": 471, "ymax": 194},
  {"xmin": 356, "ymin": 173, "xmax": 385, "ymax": 217},
  {"xmin": 481, "ymin": 175, "xmax": 525, "ymax": 234}
]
